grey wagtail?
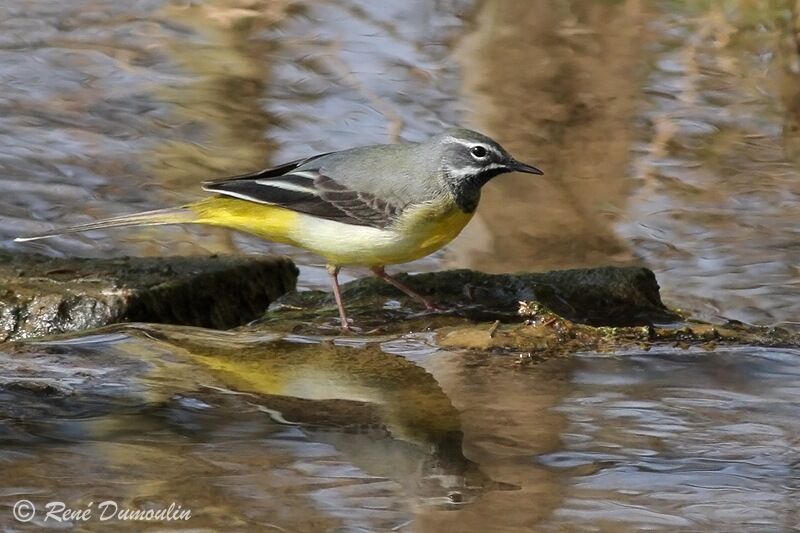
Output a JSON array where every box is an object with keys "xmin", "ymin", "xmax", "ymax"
[{"xmin": 15, "ymin": 128, "xmax": 542, "ymax": 330}]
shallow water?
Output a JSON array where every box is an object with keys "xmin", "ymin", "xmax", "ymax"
[
  {"xmin": 2, "ymin": 0, "xmax": 800, "ymax": 530},
  {"xmin": 4, "ymin": 329, "xmax": 800, "ymax": 531}
]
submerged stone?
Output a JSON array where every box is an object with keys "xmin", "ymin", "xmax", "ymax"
[
  {"xmin": 439, "ymin": 305, "xmax": 799, "ymax": 357},
  {"xmin": 0, "ymin": 251, "xmax": 298, "ymax": 341}
]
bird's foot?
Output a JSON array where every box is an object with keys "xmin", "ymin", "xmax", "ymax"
[
  {"xmin": 337, "ymin": 319, "xmax": 362, "ymax": 334},
  {"xmin": 421, "ymin": 298, "xmax": 445, "ymax": 312}
]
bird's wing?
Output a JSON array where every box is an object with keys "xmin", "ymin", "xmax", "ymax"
[{"xmin": 201, "ymin": 156, "xmax": 403, "ymax": 229}]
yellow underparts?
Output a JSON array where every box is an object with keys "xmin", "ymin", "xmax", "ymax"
[{"xmin": 188, "ymin": 196, "xmax": 474, "ymax": 267}]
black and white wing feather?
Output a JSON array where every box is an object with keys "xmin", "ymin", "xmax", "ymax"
[{"xmin": 202, "ymin": 155, "xmax": 403, "ymax": 229}]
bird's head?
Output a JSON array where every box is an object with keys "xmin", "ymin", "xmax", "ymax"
[{"xmin": 432, "ymin": 128, "xmax": 542, "ymax": 211}]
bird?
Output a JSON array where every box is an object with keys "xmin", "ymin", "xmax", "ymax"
[{"xmin": 15, "ymin": 128, "xmax": 542, "ymax": 331}]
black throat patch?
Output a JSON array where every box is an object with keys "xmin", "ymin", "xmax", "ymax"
[{"xmin": 447, "ymin": 167, "xmax": 506, "ymax": 213}]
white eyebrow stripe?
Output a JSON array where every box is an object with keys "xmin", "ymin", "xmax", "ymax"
[
  {"xmin": 254, "ymin": 179, "xmax": 318, "ymax": 194},
  {"xmin": 440, "ymin": 136, "xmax": 478, "ymax": 147},
  {"xmin": 441, "ymin": 136, "xmax": 501, "ymax": 155}
]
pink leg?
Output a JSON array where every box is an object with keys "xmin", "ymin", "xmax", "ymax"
[
  {"xmin": 327, "ymin": 264, "xmax": 352, "ymax": 331},
  {"xmin": 371, "ymin": 266, "xmax": 437, "ymax": 311}
]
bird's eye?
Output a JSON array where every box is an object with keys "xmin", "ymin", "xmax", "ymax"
[{"xmin": 470, "ymin": 145, "xmax": 488, "ymax": 158}]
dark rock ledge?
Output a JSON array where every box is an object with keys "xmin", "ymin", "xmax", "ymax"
[
  {"xmin": 0, "ymin": 251, "xmax": 298, "ymax": 341},
  {"xmin": 257, "ymin": 266, "xmax": 680, "ymax": 333},
  {"xmin": 1, "ymin": 252, "xmax": 797, "ymax": 354},
  {"xmin": 258, "ymin": 267, "xmax": 798, "ymax": 352}
]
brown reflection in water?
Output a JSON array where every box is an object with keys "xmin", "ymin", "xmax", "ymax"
[
  {"xmin": 615, "ymin": 1, "xmax": 800, "ymax": 325},
  {"xmin": 145, "ymin": 327, "xmax": 506, "ymax": 503},
  {"xmin": 0, "ymin": 327, "xmax": 517, "ymax": 529},
  {"xmin": 417, "ymin": 352, "xmax": 577, "ymax": 531},
  {"xmin": 780, "ymin": 0, "xmax": 800, "ymax": 163},
  {"xmin": 131, "ymin": 0, "xmax": 295, "ymax": 256},
  {"xmin": 153, "ymin": 0, "xmax": 288, "ymax": 188},
  {"xmin": 448, "ymin": 0, "xmax": 649, "ymax": 272},
  {"xmin": 0, "ymin": 336, "xmax": 357, "ymax": 531},
  {"xmin": 2, "ymin": 402, "xmax": 362, "ymax": 531}
]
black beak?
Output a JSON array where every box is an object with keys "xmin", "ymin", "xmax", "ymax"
[{"xmin": 509, "ymin": 159, "xmax": 543, "ymax": 175}]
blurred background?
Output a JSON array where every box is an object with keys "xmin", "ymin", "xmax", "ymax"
[
  {"xmin": 2, "ymin": 0, "xmax": 800, "ymax": 326},
  {"xmin": 3, "ymin": 2, "xmax": 800, "ymax": 531}
]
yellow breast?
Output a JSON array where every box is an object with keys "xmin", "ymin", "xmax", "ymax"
[{"xmin": 393, "ymin": 200, "xmax": 474, "ymax": 259}]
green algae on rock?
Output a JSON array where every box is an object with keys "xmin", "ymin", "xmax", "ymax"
[{"xmin": 0, "ymin": 251, "xmax": 298, "ymax": 341}]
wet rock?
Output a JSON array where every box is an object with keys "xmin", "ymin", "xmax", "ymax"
[
  {"xmin": 0, "ymin": 251, "xmax": 298, "ymax": 341},
  {"xmin": 258, "ymin": 266, "xmax": 679, "ymax": 334},
  {"xmin": 440, "ymin": 303, "xmax": 800, "ymax": 357},
  {"xmin": 252, "ymin": 266, "xmax": 799, "ymax": 356}
]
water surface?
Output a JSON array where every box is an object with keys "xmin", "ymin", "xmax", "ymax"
[{"xmin": 2, "ymin": 0, "xmax": 800, "ymax": 530}]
